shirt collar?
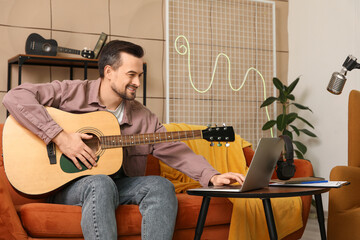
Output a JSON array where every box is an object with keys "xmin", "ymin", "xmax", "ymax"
[
  {"xmin": 121, "ymin": 100, "xmax": 133, "ymax": 126},
  {"xmin": 88, "ymin": 78, "xmax": 106, "ymax": 108},
  {"xmin": 89, "ymin": 78, "xmax": 133, "ymax": 126}
]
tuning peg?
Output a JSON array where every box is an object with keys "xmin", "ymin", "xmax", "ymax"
[
  {"xmin": 210, "ymin": 142, "xmax": 214, "ymax": 147},
  {"xmin": 222, "ymin": 123, "xmax": 227, "ymax": 130},
  {"xmin": 217, "ymin": 142, "xmax": 222, "ymax": 147},
  {"xmin": 225, "ymin": 142, "xmax": 230, "ymax": 147}
]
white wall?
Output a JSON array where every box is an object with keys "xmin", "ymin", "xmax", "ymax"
[{"xmin": 288, "ymin": 0, "xmax": 360, "ymax": 211}]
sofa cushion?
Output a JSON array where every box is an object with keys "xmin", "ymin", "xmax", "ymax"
[
  {"xmin": 19, "ymin": 203, "xmax": 143, "ymax": 238},
  {"xmin": 19, "ymin": 203, "xmax": 83, "ymax": 238},
  {"xmin": 19, "ymin": 194, "xmax": 232, "ymax": 238}
]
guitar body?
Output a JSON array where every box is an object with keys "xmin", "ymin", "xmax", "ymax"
[
  {"xmin": 25, "ymin": 33, "xmax": 58, "ymax": 56},
  {"xmin": 3, "ymin": 108, "xmax": 123, "ymax": 195}
]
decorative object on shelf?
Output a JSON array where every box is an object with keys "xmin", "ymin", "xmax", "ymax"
[
  {"xmin": 25, "ymin": 33, "xmax": 94, "ymax": 59},
  {"xmin": 93, "ymin": 32, "xmax": 108, "ymax": 59},
  {"xmin": 260, "ymin": 77, "xmax": 317, "ymax": 159}
]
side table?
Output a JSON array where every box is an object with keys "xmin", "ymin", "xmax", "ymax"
[{"xmin": 187, "ymin": 186, "xmax": 330, "ymax": 240}]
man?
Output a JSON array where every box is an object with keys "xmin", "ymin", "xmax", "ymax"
[{"xmin": 3, "ymin": 40, "xmax": 244, "ymax": 239}]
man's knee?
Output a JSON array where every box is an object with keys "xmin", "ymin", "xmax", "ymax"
[
  {"xmin": 148, "ymin": 176, "xmax": 177, "ymax": 206},
  {"xmin": 80, "ymin": 175, "xmax": 119, "ymax": 205}
]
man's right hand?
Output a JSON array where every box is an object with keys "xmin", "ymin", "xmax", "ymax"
[{"xmin": 52, "ymin": 131, "xmax": 97, "ymax": 170}]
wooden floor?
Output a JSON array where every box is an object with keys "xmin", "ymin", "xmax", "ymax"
[{"xmin": 301, "ymin": 208, "xmax": 328, "ymax": 240}]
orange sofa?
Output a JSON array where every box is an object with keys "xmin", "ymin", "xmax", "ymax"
[{"xmin": 0, "ymin": 123, "xmax": 313, "ymax": 240}]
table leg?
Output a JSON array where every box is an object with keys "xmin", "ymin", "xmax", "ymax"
[
  {"xmin": 84, "ymin": 62, "xmax": 88, "ymax": 79},
  {"xmin": 18, "ymin": 64, "xmax": 22, "ymax": 87},
  {"xmin": 194, "ymin": 196, "xmax": 211, "ymax": 240},
  {"xmin": 314, "ymin": 194, "xmax": 327, "ymax": 240},
  {"xmin": 262, "ymin": 198, "xmax": 278, "ymax": 240},
  {"xmin": 70, "ymin": 66, "xmax": 73, "ymax": 80}
]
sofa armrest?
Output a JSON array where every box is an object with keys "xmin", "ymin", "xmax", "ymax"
[
  {"xmin": 243, "ymin": 146, "xmax": 255, "ymax": 167},
  {"xmin": 271, "ymin": 159, "xmax": 314, "ymax": 179},
  {"xmin": 243, "ymin": 144, "xmax": 314, "ymax": 179},
  {"xmin": 292, "ymin": 159, "xmax": 314, "ymax": 178},
  {"xmin": 329, "ymin": 166, "xmax": 360, "ymax": 211},
  {"xmin": 0, "ymin": 171, "xmax": 28, "ymax": 239}
]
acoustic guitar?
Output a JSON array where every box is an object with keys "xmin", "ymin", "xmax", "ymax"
[
  {"xmin": 25, "ymin": 33, "xmax": 95, "ymax": 59},
  {"xmin": 2, "ymin": 107, "xmax": 235, "ymax": 195}
]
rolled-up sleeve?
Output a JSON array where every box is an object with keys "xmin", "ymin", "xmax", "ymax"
[
  {"xmin": 3, "ymin": 82, "xmax": 64, "ymax": 144},
  {"xmin": 151, "ymin": 121, "xmax": 220, "ymax": 187}
]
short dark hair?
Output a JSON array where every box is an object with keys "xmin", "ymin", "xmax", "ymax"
[{"xmin": 98, "ymin": 40, "xmax": 144, "ymax": 78}]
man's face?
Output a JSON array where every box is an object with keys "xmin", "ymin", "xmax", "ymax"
[{"xmin": 108, "ymin": 52, "xmax": 144, "ymax": 101}]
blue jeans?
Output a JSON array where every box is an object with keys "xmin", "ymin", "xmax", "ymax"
[{"xmin": 49, "ymin": 174, "xmax": 178, "ymax": 240}]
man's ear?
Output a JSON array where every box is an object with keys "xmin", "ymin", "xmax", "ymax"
[{"xmin": 103, "ymin": 65, "xmax": 113, "ymax": 79}]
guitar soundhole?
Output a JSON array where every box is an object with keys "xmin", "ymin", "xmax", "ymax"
[
  {"xmin": 42, "ymin": 43, "xmax": 52, "ymax": 52},
  {"xmin": 83, "ymin": 133, "xmax": 101, "ymax": 153}
]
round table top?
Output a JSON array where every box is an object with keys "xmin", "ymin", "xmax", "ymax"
[{"xmin": 187, "ymin": 186, "xmax": 330, "ymax": 199}]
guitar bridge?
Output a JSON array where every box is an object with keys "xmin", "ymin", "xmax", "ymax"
[{"xmin": 46, "ymin": 142, "xmax": 56, "ymax": 164}]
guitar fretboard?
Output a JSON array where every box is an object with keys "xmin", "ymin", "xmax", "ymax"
[
  {"xmin": 100, "ymin": 130, "xmax": 202, "ymax": 149},
  {"xmin": 58, "ymin": 47, "xmax": 80, "ymax": 55}
]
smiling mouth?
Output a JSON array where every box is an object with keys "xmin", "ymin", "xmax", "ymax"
[{"xmin": 127, "ymin": 85, "xmax": 137, "ymax": 92}]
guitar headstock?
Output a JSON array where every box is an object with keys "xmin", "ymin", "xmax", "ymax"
[
  {"xmin": 202, "ymin": 126, "xmax": 235, "ymax": 144},
  {"xmin": 81, "ymin": 49, "xmax": 95, "ymax": 59}
]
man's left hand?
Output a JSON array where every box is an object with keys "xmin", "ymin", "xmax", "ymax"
[{"xmin": 210, "ymin": 172, "xmax": 245, "ymax": 186}]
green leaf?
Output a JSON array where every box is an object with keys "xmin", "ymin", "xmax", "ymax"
[
  {"xmin": 282, "ymin": 129, "xmax": 293, "ymax": 139},
  {"xmin": 290, "ymin": 125, "xmax": 300, "ymax": 136},
  {"xmin": 294, "ymin": 149, "xmax": 304, "ymax": 159},
  {"xmin": 284, "ymin": 85, "xmax": 288, "ymax": 92},
  {"xmin": 299, "ymin": 129, "xmax": 317, "ymax": 137},
  {"xmin": 287, "ymin": 94, "xmax": 295, "ymax": 100},
  {"xmin": 273, "ymin": 77, "xmax": 284, "ymax": 91},
  {"xmin": 286, "ymin": 77, "xmax": 299, "ymax": 95},
  {"xmin": 293, "ymin": 140, "xmax": 307, "ymax": 154},
  {"xmin": 293, "ymin": 103, "xmax": 313, "ymax": 112},
  {"xmin": 260, "ymin": 97, "xmax": 278, "ymax": 108},
  {"xmin": 297, "ymin": 116, "xmax": 315, "ymax": 129},
  {"xmin": 286, "ymin": 112, "xmax": 298, "ymax": 124},
  {"xmin": 279, "ymin": 90, "xmax": 287, "ymax": 104},
  {"xmin": 262, "ymin": 120, "xmax": 277, "ymax": 130},
  {"xmin": 276, "ymin": 114, "xmax": 286, "ymax": 131}
]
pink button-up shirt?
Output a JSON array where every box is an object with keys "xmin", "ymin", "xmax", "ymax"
[{"xmin": 3, "ymin": 78, "xmax": 219, "ymax": 186}]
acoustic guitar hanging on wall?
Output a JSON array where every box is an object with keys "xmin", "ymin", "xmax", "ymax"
[{"xmin": 25, "ymin": 33, "xmax": 95, "ymax": 59}]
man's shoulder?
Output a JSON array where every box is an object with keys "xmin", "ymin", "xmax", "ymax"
[
  {"xmin": 51, "ymin": 79, "xmax": 100, "ymax": 92},
  {"xmin": 127, "ymin": 100, "xmax": 152, "ymax": 113},
  {"xmin": 54, "ymin": 78, "xmax": 99, "ymax": 86}
]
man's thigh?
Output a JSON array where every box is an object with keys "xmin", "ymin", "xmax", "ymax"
[{"xmin": 114, "ymin": 175, "xmax": 174, "ymax": 205}]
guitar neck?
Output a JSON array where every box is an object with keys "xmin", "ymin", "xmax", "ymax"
[
  {"xmin": 100, "ymin": 130, "xmax": 202, "ymax": 149},
  {"xmin": 57, "ymin": 46, "xmax": 80, "ymax": 55}
]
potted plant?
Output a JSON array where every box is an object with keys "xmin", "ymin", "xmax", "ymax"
[{"xmin": 260, "ymin": 77, "xmax": 317, "ymax": 159}]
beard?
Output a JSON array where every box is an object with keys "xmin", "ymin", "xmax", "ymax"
[{"xmin": 111, "ymin": 84, "xmax": 137, "ymax": 101}]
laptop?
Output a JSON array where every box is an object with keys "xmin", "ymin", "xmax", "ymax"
[{"xmin": 189, "ymin": 137, "xmax": 284, "ymax": 193}]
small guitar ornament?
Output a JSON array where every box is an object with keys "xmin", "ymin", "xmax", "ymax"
[{"xmin": 25, "ymin": 33, "xmax": 95, "ymax": 59}]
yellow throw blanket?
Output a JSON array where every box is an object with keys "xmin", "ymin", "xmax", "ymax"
[{"xmin": 160, "ymin": 123, "xmax": 303, "ymax": 240}]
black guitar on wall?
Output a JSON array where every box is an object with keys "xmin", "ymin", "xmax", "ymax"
[{"xmin": 25, "ymin": 33, "xmax": 95, "ymax": 59}]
